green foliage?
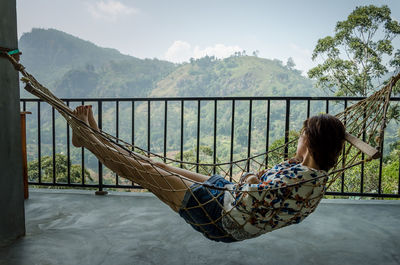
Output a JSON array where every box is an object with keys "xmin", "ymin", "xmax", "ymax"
[
  {"xmin": 152, "ymin": 55, "xmax": 318, "ymax": 97},
  {"xmin": 327, "ymin": 144, "xmax": 399, "ymax": 196},
  {"xmin": 19, "ymin": 28, "xmax": 319, "ymax": 99},
  {"xmin": 308, "ymin": 5, "xmax": 400, "ymax": 96},
  {"xmin": 175, "ymin": 145, "xmax": 221, "ymax": 175},
  {"xmin": 28, "ymin": 153, "xmax": 92, "ymax": 184},
  {"xmin": 266, "ymin": 131, "xmax": 299, "ymax": 166},
  {"xmin": 19, "ymin": 28, "xmax": 128, "ymax": 87},
  {"xmin": 286, "ymin": 57, "xmax": 296, "ymax": 70},
  {"xmin": 382, "ymin": 151, "xmax": 400, "ymax": 194},
  {"xmin": 54, "ymin": 67, "xmax": 100, "ymax": 97},
  {"xmin": 19, "ymin": 28, "xmax": 176, "ymax": 98}
]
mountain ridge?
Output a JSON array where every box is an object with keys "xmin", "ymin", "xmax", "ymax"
[{"xmin": 19, "ymin": 28, "xmax": 321, "ymax": 98}]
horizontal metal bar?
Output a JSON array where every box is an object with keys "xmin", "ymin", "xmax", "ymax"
[
  {"xmin": 28, "ymin": 181, "xmax": 143, "ymax": 189},
  {"xmin": 28, "ymin": 182, "xmax": 400, "ymax": 198},
  {"xmin": 20, "ymin": 96, "xmax": 400, "ymax": 102},
  {"xmin": 326, "ymin": 191, "xmax": 400, "ymax": 198}
]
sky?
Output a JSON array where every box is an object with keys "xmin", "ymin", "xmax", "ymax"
[{"xmin": 16, "ymin": 0, "xmax": 400, "ymax": 74}]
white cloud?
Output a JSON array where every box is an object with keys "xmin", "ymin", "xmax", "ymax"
[
  {"xmin": 164, "ymin": 40, "xmax": 192, "ymax": 63},
  {"xmin": 163, "ymin": 41, "xmax": 315, "ymax": 75},
  {"xmin": 193, "ymin": 44, "xmax": 242, "ymax": 59},
  {"xmin": 164, "ymin": 41, "xmax": 242, "ymax": 63},
  {"xmin": 87, "ymin": 1, "xmax": 138, "ymax": 21},
  {"xmin": 287, "ymin": 43, "xmax": 315, "ymax": 75}
]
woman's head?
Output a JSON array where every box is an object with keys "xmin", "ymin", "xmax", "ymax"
[{"xmin": 299, "ymin": 114, "xmax": 345, "ymax": 171}]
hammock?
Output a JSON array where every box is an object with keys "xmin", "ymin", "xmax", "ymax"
[{"xmin": 2, "ymin": 49, "xmax": 400, "ymax": 242}]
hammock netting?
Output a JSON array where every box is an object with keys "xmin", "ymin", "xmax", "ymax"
[{"xmin": 2, "ymin": 50, "xmax": 400, "ymax": 241}]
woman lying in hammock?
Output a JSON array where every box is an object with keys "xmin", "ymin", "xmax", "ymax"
[{"xmin": 72, "ymin": 105, "xmax": 345, "ymax": 243}]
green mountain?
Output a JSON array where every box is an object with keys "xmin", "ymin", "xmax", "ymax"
[
  {"xmin": 19, "ymin": 28, "xmax": 176, "ymax": 97},
  {"xmin": 19, "ymin": 28, "xmax": 320, "ymax": 98},
  {"xmin": 152, "ymin": 56, "xmax": 319, "ymax": 97}
]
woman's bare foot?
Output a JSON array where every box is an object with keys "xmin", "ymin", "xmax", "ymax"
[
  {"xmin": 72, "ymin": 105, "xmax": 90, "ymax": 147},
  {"xmin": 87, "ymin": 105, "xmax": 100, "ymax": 131}
]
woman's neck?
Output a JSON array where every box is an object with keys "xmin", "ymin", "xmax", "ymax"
[{"xmin": 301, "ymin": 152, "xmax": 320, "ymax": 170}]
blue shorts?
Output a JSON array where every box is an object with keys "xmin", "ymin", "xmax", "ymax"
[{"xmin": 178, "ymin": 175, "xmax": 237, "ymax": 243}]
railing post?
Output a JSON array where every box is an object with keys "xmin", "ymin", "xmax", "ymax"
[
  {"xmin": 341, "ymin": 100, "xmax": 347, "ymax": 194},
  {"xmin": 116, "ymin": 100, "xmax": 119, "ymax": 186},
  {"xmin": 147, "ymin": 100, "xmax": 151, "ymax": 157},
  {"xmin": 131, "ymin": 100, "xmax": 135, "ymax": 187},
  {"xmin": 66, "ymin": 100, "xmax": 71, "ymax": 185},
  {"xmin": 284, "ymin": 99, "xmax": 290, "ymax": 160},
  {"xmin": 180, "ymin": 100, "xmax": 184, "ymax": 168},
  {"xmin": 196, "ymin": 100, "xmax": 200, "ymax": 173},
  {"xmin": 163, "ymin": 100, "xmax": 167, "ymax": 162},
  {"xmin": 20, "ymin": 111, "xmax": 31, "ymax": 199},
  {"xmin": 81, "ymin": 100, "xmax": 85, "ymax": 186},
  {"xmin": 229, "ymin": 100, "xmax": 235, "ymax": 181},
  {"xmin": 52, "ymin": 107, "xmax": 56, "ymax": 184},
  {"xmin": 96, "ymin": 100, "xmax": 107, "ymax": 195},
  {"xmin": 247, "ymin": 100, "xmax": 253, "ymax": 171},
  {"xmin": 37, "ymin": 101, "xmax": 41, "ymax": 183},
  {"xmin": 213, "ymin": 100, "xmax": 217, "ymax": 175},
  {"xmin": 265, "ymin": 100, "xmax": 270, "ymax": 168}
]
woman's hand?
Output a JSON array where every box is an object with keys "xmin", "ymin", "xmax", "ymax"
[
  {"xmin": 245, "ymin": 174, "xmax": 260, "ymax": 184},
  {"xmin": 240, "ymin": 172, "xmax": 261, "ymax": 185}
]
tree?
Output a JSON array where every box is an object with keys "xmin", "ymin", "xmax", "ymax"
[
  {"xmin": 308, "ymin": 5, "xmax": 400, "ymax": 96},
  {"xmin": 252, "ymin": 50, "xmax": 259, "ymax": 57},
  {"xmin": 266, "ymin": 131, "xmax": 299, "ymax": 167},
  {"xmin": 286, "ymin": 57, "xmax": 296, "ymax": 70},
  {"xmin": 175, "ymin": 145, "xmax": 221, "ymax": 175},
  {"xmin": 28, "ymin": 153, "xmax": 92, "ymax": 184}
]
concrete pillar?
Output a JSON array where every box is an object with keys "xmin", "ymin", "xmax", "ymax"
[{"xmin": 0, "ymin": 0, "xmax": 26, "ymax": 246}]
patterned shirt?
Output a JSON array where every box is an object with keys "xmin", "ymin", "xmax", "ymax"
[{"xmin": 221, "ymin": 160, "xmax": 328, "ymax": 241}]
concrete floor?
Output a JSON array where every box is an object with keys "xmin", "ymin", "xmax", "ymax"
[{"xmin": 1, "ymin": 190, "xmax": 400, "ymax": 265}]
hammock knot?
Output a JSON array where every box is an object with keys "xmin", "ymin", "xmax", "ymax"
[
  {"xmin": 0, "ymin": 48, "xmax": 24, "ymax": 71},
  {"xmin": 24, "ymin": 83, "xmax": 35, "ymax": 93}
]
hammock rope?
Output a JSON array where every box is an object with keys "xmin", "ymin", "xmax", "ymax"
[{"xmin": 2, "ymin": 49, "xmax": 400, "ymax": 241}]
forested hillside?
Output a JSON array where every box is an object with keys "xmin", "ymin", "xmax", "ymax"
[
  {"xmin": 19, "ymin": 28, "xmax": 320, "ymax": 98},
  {"xmin": 19, "ymin": 28, "xmax": 176, "ymax": 98},
  {"xmin": 152, "ymin": 55, "xmax": 320, "ymax": 97}
]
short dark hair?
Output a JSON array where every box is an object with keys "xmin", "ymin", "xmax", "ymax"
[{"xmin": 302, "ymin": 114, "xmax": 345, "ymax": 171}]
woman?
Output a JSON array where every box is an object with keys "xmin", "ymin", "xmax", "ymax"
[{"xmin": 72, "ymin": 106, "xmax": 345, "ymax": 242}]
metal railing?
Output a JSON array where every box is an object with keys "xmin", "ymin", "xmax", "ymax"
[{"xmin": 20, "ymin": 96, "xmax": 400, "ymax": 198}]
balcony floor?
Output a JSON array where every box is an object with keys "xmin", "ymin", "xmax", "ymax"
[{"xmin": 1, "ymin": 189, "xmax": 400, "ymax": 265}]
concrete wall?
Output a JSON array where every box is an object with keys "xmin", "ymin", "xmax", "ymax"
[{"xmin": 0, "ymin": 0, "xmax": 26, "ymax": 247}]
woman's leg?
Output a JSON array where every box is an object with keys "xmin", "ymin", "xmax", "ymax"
[
  {"xmin": 154, "ymin": 162, "xmax": 210, "ymax": 183},
  {"xmin": 84, "ymin": 105, "xmax": 210, "ymax": 183},
  {"xmin": 71, "ymin": 105, "xmax": 200, "ymax": 212}
]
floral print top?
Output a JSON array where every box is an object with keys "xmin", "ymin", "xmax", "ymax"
[{"xmin": 221, "ymin": 160, "xmax": 328, "ymax": 241}]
